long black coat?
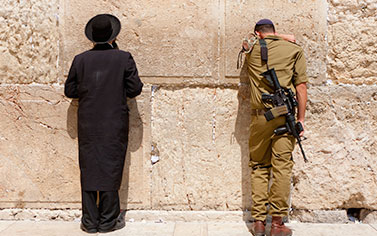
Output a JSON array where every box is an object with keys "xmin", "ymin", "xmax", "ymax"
[{"xmin": 64, "ymin": 43, "xmax": 143, "ymax": 191}]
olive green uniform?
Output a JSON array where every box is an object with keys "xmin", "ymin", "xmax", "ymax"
[{"xmin": 246, "ymin": 35, "xmax": 308, "ymax": 221}]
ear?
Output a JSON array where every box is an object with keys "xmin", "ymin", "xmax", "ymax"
[{"xmin": 255, "ymin": 31, "xmax": 261, "ymax": 37}]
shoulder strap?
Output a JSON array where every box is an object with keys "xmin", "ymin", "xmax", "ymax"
[{"xmin": 259, "ymin": 39, "xmax": 268, "ymax": 63}]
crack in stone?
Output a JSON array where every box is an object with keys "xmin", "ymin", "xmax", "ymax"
[
  {"xmin": 21, "ymin": 90, "xmax": 63, "ymax": 105},
  {"xmin": 186, "ymin": 193, "xmax": 193, "ymax": 211},
  {"xmin": 370, "ymin": 224, "xmax": 377, "ymax": 232}
]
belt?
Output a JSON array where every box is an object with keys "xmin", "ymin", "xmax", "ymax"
[{"xmin": 251, "ymin": 108, "xmax": 268, "ymax": 116}]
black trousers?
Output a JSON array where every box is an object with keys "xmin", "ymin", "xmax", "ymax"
[{"xmin": 81, "ymin": 190, "xmax": 120, "ymax": 231}]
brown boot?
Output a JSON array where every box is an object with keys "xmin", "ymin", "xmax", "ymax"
[
  {"xmin": 270, "ymin": 216, "xmax": 292, "ymax": 236},
  {"xmin": 250, "ymin": 220, "xmax": 265, "ymax": 236}
]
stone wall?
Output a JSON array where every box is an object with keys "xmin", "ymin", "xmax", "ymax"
[
  {"xmin": 0, "ymin": 0, "xmax": 376, "ymax": 221},
  {"xmin": 327, "ymin": 0, "xmax": 377, "ymax": 84},
  {"xmin": 0, "ymin": 0, "xmax": 59, "ymax": 84}
]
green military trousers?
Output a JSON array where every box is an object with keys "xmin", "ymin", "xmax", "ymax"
[{"xmin": 249, "ymin": 113, "xmax": 295, "ymax": 221}]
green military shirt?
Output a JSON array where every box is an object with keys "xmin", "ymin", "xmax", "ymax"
[{"xmin": 245, "ymin": 35, "xmax": 308, "ymax": 109}]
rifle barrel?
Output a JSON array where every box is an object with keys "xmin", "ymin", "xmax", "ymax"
[{"xmin": 297, "ymin": 139, "xmax": 308, "ymax": 163}]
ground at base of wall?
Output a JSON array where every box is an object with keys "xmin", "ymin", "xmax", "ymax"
[
  {"xmin": 0, "ymin": 209, "xmax": 376, "ymax": 224},
  {"xmin": 1, "ymin": 221, "xmax": 377, "ymax": 236}
]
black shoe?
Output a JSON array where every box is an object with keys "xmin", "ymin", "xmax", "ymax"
[
  {"xmin": 98, "ymin": 211, "xmax": 126, "ymax": 233},
  {"xmin": 80, "ymin": 223, "xmax": 97, "ymax": 234}
]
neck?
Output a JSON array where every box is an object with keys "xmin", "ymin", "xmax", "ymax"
[
  {"xmin": 259, "ymin": 32, "xmax": 276, "ymax": 39},
  {"xmin": 94, "ymin": 42, "xmax": 113, "ymax": 47},
  {"xmin": 92, "ymin": 43, "xmax": 114, "ymax": 50}
]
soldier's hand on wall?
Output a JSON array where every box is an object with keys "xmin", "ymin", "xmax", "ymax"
[
  {"xmin": 241, "ymin": 33, "xmax": 256, "ymax": 53},
  {"xmin": 242, "ymin": 39, "xmax": 251, "ymax": 51}
]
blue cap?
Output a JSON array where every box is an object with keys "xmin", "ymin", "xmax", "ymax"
[
  {"xmin": 254, "ymin": 19, "xmax": 275, "ymax": 33},
  {"xmin": 255, "ymin": 19, "xmax": 274, "ymax": 26}
]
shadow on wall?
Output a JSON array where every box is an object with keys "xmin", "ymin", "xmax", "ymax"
[
  {"xmin": 66, "ymin": 99, "xmax": 78, "ymax": 139},
  {"xmin": 120, "ymin": 98, "xmax": 143, "ymax": 210},
  {"xmin": 65, "ymin": 98, "xmax": 143, "ymax": 210},
  {"xmin": 234, "ymin": 61, "xmax": 253, "ymax": 222}
]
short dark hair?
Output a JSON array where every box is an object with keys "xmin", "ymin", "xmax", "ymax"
[{"xmin": 254, "ymin": 24, "xmax": 275, "ymax": 34}]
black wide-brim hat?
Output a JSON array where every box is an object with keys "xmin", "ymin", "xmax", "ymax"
[{"xmin": 85, "ymin": 14, "xmax": 121, "ymax": 44}]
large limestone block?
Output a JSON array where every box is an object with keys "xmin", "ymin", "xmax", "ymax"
[
  {"xmin": 291, "ymin": 209, "xmax": 348, "ymax": 223},
  {"xmin": 0, "ymin": 85, "xmax": 80, "ymax": 208},
  {"xmin": 61, "ymin": 0, "xmax": 219, "ymax": 79},
  {"xmin": 150, "ymin": 87, "xmax": 252, "ymax": 210},
  {"xmin": 291, "ymin": 85, "xmax": 377, "ymax": 210},
  {"xmin": 225, "ymin": 0, "xmax": 327, "ymax": 85},
  {"xmin": 216, "ymin": 87, "xmax": 253, "ymax": 211},
  {"xmin": 362, "ymin": 210, "xmax": 377, "ymax": 224},
  {"xmin": 0, "ymin": 0, "xmax": 59, "ymax": 84},
  {"xmin": 327, "ymin": 0, "xmax": 377, "ymax": 84},
  {"xmin": 0, "ymin": 85, "xmax": 151, "ymax": 209}
]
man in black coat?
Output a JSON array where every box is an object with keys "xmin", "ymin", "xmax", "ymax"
[{"xmin": 64, "ymin": 14, "xmax": 143, "ymax": 233}]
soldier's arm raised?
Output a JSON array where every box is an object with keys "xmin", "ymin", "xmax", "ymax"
[{"xmin": 276, "ymin": 33, "xmax": 296, "ymax": 43}]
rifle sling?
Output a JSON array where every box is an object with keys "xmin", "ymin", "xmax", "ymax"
[{"xmin": 259, "ymin": 39, "xmax": 268, "ymax": 66}]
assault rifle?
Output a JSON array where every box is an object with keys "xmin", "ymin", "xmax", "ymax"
[{"xmin": 261, "ymin": 68, "xmax": 308, "ymax": 162}]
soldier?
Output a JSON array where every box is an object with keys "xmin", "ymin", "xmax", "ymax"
[
  {"xmin": 64, "ymin": 14, "xmax": 143, "ymax": 233},
  {"xmin": 244, "ymin": 19, "xmax": 308, "ymax": 236}
]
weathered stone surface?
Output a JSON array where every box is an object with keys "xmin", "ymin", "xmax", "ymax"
[
  {"xmin": 0, "ymin": 209, "xmax": 81, "ymax": 221},
  {"xmin": 0, "ymin": 85, "xmax": 150, "ymax": 209},
  {"xmin": 1, "ymin": 84, "xmax": 376, "ymax": 214},
  {"xmin": 0, "ymin": 209, "xmax": 248, "ymax": 222},
  {"xmin": 173, "ymin": 222, "xmax": 208, "ymax": 236},
  {"xmin": 208, "ymin": 222, "xmax": 252, "ymax": 236},
  {"xmin": 327, "ymin": 0, "xmax": 377, "ymax": 84},
  {"xmin": 150, "ymin": 87, "xmax": 251, "ymax": 210},
  {"xmin": 362, "ymin": 211, "xmax": 377, "ymax": 224},
  {"xmin": 0, "ymin": 85, "xmax": 80, "ymax": 207},
  {"xmin": 126, "ymin": 210, "xmax": 252, "ymax": 222},
  {"xmin": 0, "ymin": 0, "xmax": 59, "ymax": 84},
  {"xmin": 291, "ymin": 85, "xmax": 377, "ymax": 210},
  {"xmin": 0, "ymin": 221, "xmax": 90, "ymax": 236},
  {"xmin": 290, "ymin": 209, "xmax": 348, "ymax": 223},
  {"xmin": 287, "ymin": 222, "xmax": 377, "ymax": 236},
  {"xmin": 2, "ymin": 220, "xmax": 377, "ymax": 236},
  {"xmin": 0, "ymin": 221, "xmax": 14, "ymax": 232},
  {"xmin": 1, "ymin": 0, "xmax": 377, "ymax": 221},
  {"xmin": 225, "ymin": 0, "xmax": 327, "ymax": 85},
  {"xmin": 61, "ymin": 0, "xmax": 218, "ymax": 79}
]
